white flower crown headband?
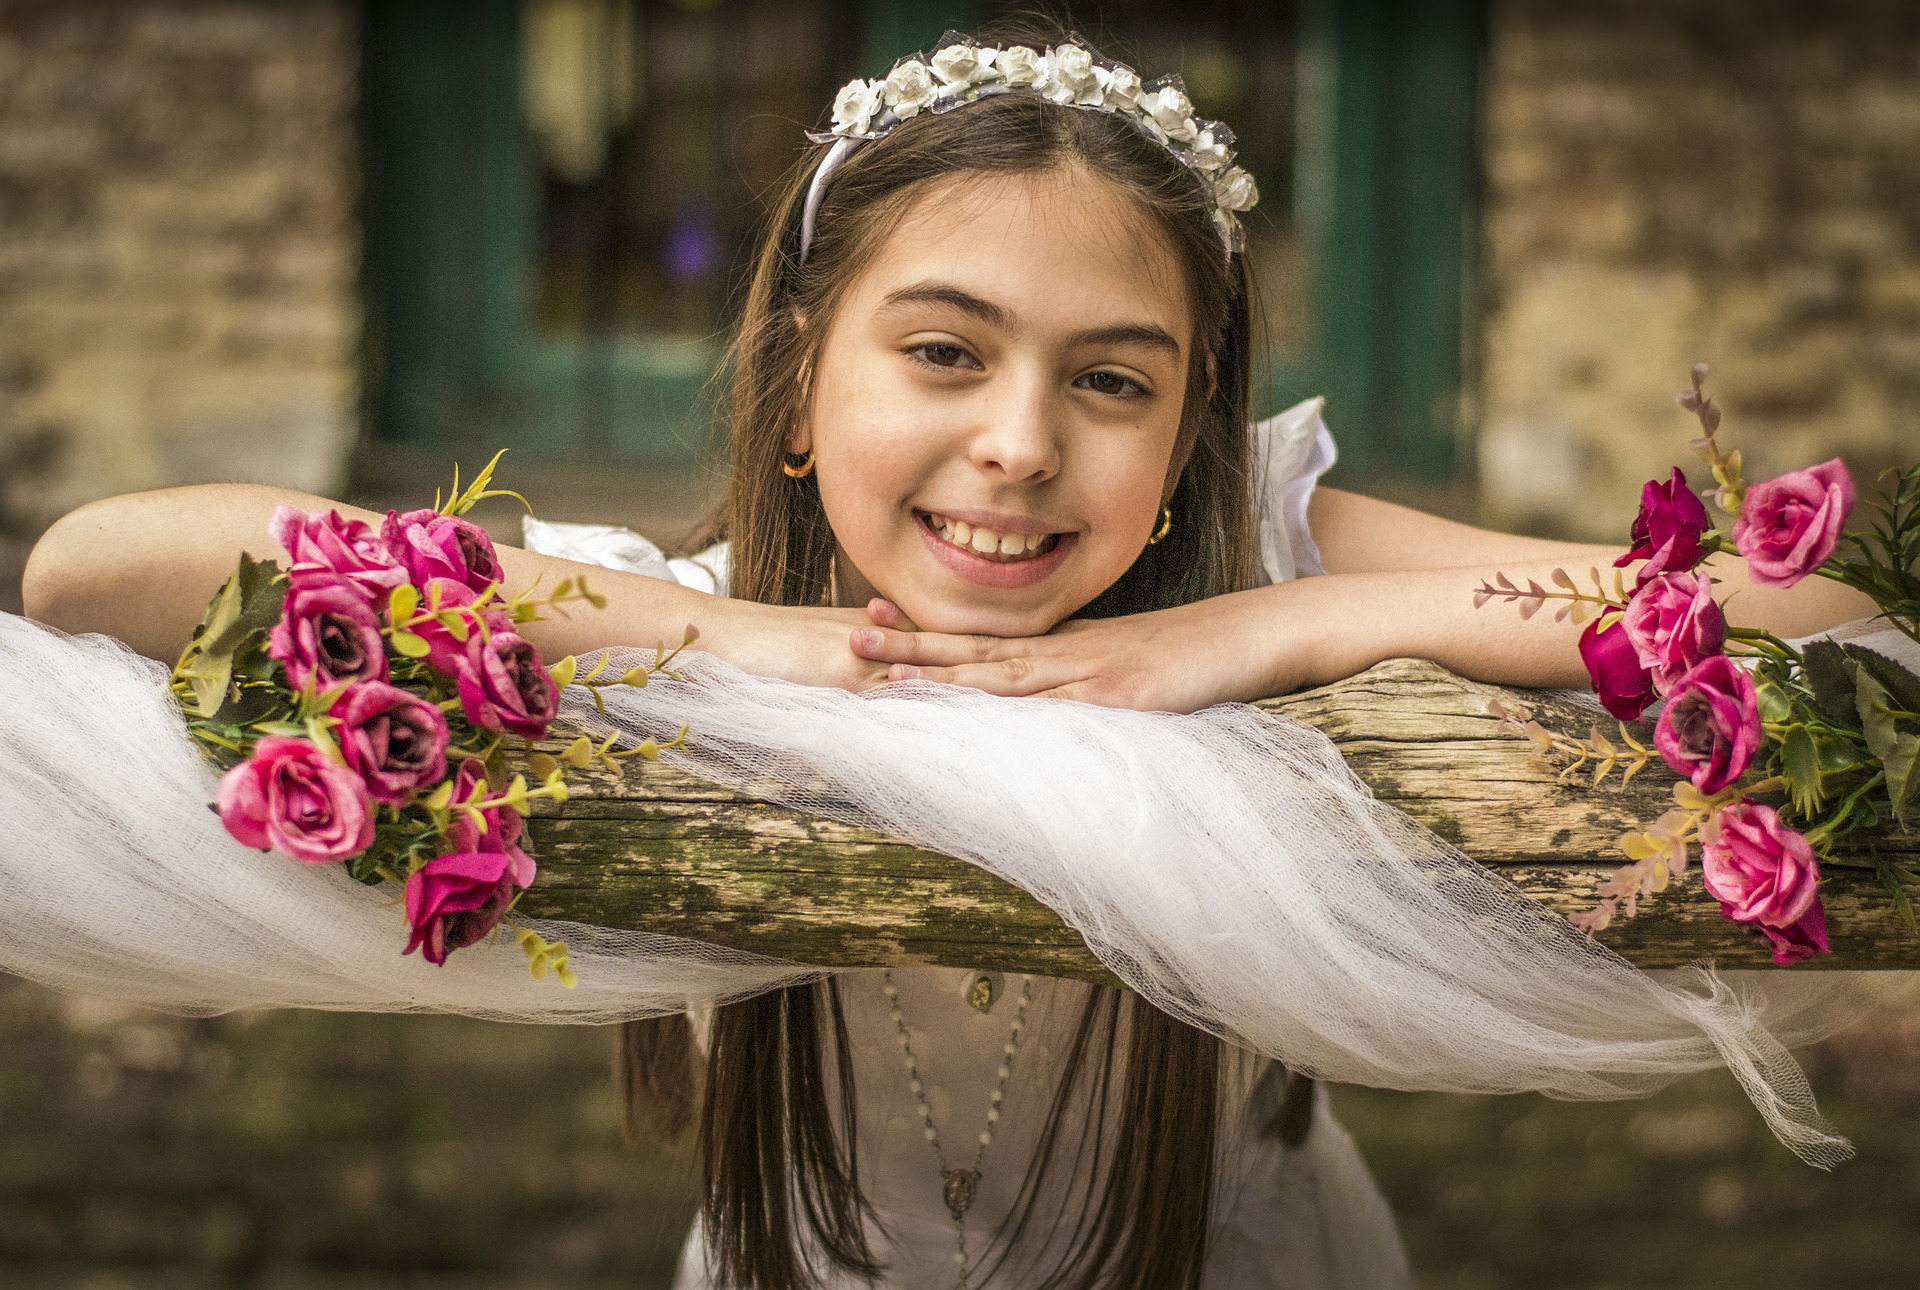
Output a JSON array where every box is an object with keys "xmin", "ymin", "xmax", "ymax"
[{"xmin": 799, "ymin": 32, "xmax": 1260, "ymax": 264}]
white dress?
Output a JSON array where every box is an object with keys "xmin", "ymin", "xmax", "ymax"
[{"xmin": 522, "ymin": 398, "xmax": 1414, "ymax": 1290}]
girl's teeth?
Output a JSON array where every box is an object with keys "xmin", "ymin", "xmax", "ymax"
[{"xmin": 925, "ymin": 513, "xmax": 1052, "ymax": 563}]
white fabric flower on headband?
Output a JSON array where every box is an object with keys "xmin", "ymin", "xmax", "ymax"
[{"xmin": 805, "ymin": 32, "xmax": 1260, "ymax": 260}]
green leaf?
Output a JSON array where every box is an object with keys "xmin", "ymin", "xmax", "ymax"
[
  {"xmin": 1854, "ymin": 670, "xmax": 1920, "ymax": 824},
  {"xmin": 1880, "ymin": 861, "xmax": 1920, "ymax": 937},
  {"xmin": 1780, "ymin": 724, "xmax": 1825, "ymax": 815},
  {"xmin": 388, "ymin": 583, "xmax": 420, "ymax": 624},
  {"xmin": 1753, "ymin": 672, "xmax": 1794, "ymax": 724},
  {"xmin": 390, "ymin": 630, "xmax": 431, "ymax": 659},
  {"xmin": 1844, "ymin": 645, "xmax": 1920, "ymax": 718},
  {"xmin": 1801, "ymin": 640, "xmax": 1859, "ymax": 726}
]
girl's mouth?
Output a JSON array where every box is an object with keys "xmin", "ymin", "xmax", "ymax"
[{"xmin": 914, "ymin": 510, "xmax": 1076, "ymax": 589}]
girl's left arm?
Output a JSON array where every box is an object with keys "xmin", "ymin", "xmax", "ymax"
[{"xmin": 849, "ymin": 487, "xmax": 1879, "ymax": 713}]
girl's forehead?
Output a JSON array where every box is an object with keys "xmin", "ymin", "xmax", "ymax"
[{"xmin": 853, "ymin": 168, "xmax": 1192, "ymax": 340}]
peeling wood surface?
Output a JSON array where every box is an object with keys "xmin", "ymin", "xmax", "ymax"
[{"xmin": 517, "ymin": 658, "xmax": 1920, "ymax": 978}]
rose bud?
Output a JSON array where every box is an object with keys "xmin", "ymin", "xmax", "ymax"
[
  {"xmin": 1620, "ymin": 572, "xmax": 1726, "ymax": 694},
  {"xmin": 1578, "ymin": 617, "xmax": 1656, "ymax": 721},
  {"xmin": 217, "ymin": 735, "xmax": 375, "ymax": 864},
  {"xmin": 1731, "ymin": 458, "xmax": 1856, "ymax": 588},
  {"xmin": 403, "ymin": 850, "xmax": 528, "ymax": 966},
  {"xmin": 1701, "ymin": 801, "xmax": 1823, "ymax": 934},
  {"xmin": 383, "ymin": 508, "xmax": 502, "ymax": 594},
  {"xmin": 409, "ymin": 578, "xmax": 515, "ymax": 676},
  {"xmin": 334, "ymin": 681, "xmax": 450, "ymax": 806},
  {"xmin": 269, "ymin": 505, "xmax": 408, "ymax": 595},
  {"xmin": 1653, "ymin": 655, "xmax": 1761, "ymax": 793},
  {"xmin": 1615, "ymin": 467, "xmax": 1710, "ymax": 580},
  {"xmin": 455, "ymin": 629, "xmax": 559, "ymax": 739},
  {"xmin": 268, "ymin": 571, "xmax": 389, "ymax": 692}
]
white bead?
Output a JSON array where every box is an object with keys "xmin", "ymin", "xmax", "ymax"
[
  {"xmin": 978, "ymin": 1130, "xmax": 993, "ymax": 1146},
  {"xmin": 954, "ymin": 1251, "xmax": 968, "ymax": 1265},
  {"xmin": 909, "ymin": 1079, "xmax": 922, "ymax": 1094},
  {"xmin": 996, "ymin": 1064, "xmax": 1010, "ymax": 1079},
  {"xmin": 986, "ymin": 1108, "xmax": 999, "ymax": 1122},
  {"xmin": 1002, "ymin": 1041, "xmax": 1016, "ymax": 1055},
  {"xmin": 924, "ymin": 1126, "xmax": 938, "ymax": 1141},
  {"xmin": 990, "ymin": 1089, "xmax": 1003, "ymax": 1103}
]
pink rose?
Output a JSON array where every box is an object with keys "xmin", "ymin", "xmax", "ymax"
[
  {"xmin": 402, "ymin": 850, "xmax": 524, "ymax": 965},
  {"xmin": 1701, "ymin": 801, "xmax": 1822, "ymax": 933},
  {"xmin": 1653, "ymin": 655, "xmax": 1761, "ymax": 793},
  {"xmin": 267, "ymin": 571, "xmax": 389, "ymax": 692},
  {"xmin": 383, "ymin": 508, "xmax": 502, "ymax": 594},
  {"xmin": 1615, "ymin": 468, "xmax": 1710, "ymax": 580},
  {"xmin": 1621, "ymin": 572, "xmax": 1726, "ymax": 694},
  {"xmin": 410, "ymin": 578, "xmax": 515, "ymax": 676},
  {"xmin": 269, "ymin": 505, "xmax": 408, "ymax": 595},
  {"xmin": 455, "ymin": 629, "xmax": 558, "ymax": 739},
  {"xmin": 1579, "ymin": 618, "xmax": 1656, "ymax": 721},
  {"xmin": 217, "ymin": 735, "xmax": 375, "ymax": 863},
  {"xmin": 443, "ymin": 758, "xmax": 530, "ymax": 859},
  {"xmin": 334, "ymin": 681, "xmax": 450, "ymax": 805},
  {"xmin": 404, "ymin": 759, "xmax": 536, "ymax": 965},
  {"xmin": 1731, "ymin": 458, "xmax": 1855, "ymax": 588}
]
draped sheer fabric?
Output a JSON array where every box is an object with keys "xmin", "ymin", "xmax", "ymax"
[{"xmin": 0, "ymin": 398, "xmax": 1892, "ymax": 1176}]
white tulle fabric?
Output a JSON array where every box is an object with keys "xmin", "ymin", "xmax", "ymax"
[{"xmin": 0, "ymin": 397, "xmax": 1887, "ymax": 1181}]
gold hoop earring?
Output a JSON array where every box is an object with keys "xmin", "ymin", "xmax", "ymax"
[
  {"xmin": 1146, "ymin": 505, "xmax": 1173, "ymax": 545},
  {"xmin": 781, "ymin": 449, "xmax": 816, "ymax": 479}
]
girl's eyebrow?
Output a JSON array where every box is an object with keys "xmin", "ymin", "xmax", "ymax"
[{"xmin": 878, "ymin": 280, "xmax": 1182, "ymax": 360}]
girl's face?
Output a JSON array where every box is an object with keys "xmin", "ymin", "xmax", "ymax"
[{"xmin": 799, "ymin": 167, "xmax": 1193, "ymax": 637}]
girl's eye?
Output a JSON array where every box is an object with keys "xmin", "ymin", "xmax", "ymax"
[
  {"xmin": 907, "ymin": 343, "xmax": 981, "ymax": 371},
  {"xmin": 1076, "ymin": 370, "xmax": 1148, "ymax": 400}
]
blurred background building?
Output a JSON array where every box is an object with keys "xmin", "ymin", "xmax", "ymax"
[{"xmin": 3, "ymin": 1, "xmax": 1920, "ymax": 1286}]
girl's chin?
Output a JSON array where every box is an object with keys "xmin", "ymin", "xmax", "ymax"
[{"xmin": 888, "ymin": 590, "xmax": 1075, "ymax": 639}]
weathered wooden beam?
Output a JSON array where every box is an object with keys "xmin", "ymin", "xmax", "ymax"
[{"xmin": 517, "ymin": 658, "xmax": 1920, "ymax": 978}]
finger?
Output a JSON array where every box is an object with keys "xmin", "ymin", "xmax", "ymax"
[
  {"xmin": 889, "ymin": 654, "xmax": 1055, "ymax": 697},
  {"xmin": 851, "ymin": 626, "xmax": 1010, "ymax": 667},
  {"xmin": 865, "ymin": 598, "xmax": 919, "ymax": 631}
]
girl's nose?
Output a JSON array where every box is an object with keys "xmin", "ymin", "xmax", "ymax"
[{"xmin": 970, "ymin": 369, "xmax": 1062, "ymax": 483}]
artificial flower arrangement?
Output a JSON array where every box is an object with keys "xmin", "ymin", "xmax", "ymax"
[
  {"xmin": 169, "ymin": 456, "xmax": 689, "ymax": 984},
  {"xmin": 1479, "ymin": 365, "xmax": 1919, "ymax": 965}
]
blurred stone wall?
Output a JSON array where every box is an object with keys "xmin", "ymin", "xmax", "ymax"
[
  {"xmin": 1477, "ymin": 0, "xmax": 1920, "ymax": 538},
  {"xmin": 0, "ymin": 0, "xmax": 358, "ymax": 611}
]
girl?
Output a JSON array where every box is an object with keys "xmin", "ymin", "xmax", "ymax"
[{"xmin": 21, "ymin": 21, "xmax": 1872, "ymax": 1290}]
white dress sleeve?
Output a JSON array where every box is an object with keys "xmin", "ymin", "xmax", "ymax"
[
  {"xmin": 520, "ymin": 516, "xmax": 731, "ymax": 596},
  {"xmin": 1251, "ymin": 396, "xmax": 1338, "ymax": 585}
]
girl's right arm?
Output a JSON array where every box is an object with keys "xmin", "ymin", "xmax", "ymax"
[{"xmin": 23, "ymin": 484, "xmax": 891, "ymax": 691}]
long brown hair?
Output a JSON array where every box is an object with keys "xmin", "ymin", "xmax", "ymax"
[{"xmin": 619, "ymin": 20, "xmax": 1262, "ymax": 1288}]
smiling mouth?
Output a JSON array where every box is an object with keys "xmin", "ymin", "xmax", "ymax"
[{"xmin": 918, "ymin": 511, "xmax": 1062, "ymax": 564}]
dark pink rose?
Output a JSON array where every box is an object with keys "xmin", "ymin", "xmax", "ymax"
[
  {"xmin": 268, "ymin": 571, "xmax": 389, "ymax": 692},
  {"xmin": 334, "ymin": 681, "xmax": 450, "ymax": 806},
  {"xmin": 455, "ymin": 630, "xmax": 558, "ymax": 738},
  {"xmin": 402, "ymin": 850, "xmax": 523, "ymax": 965},
  {"xmin": 1731, "ymin": 458, "xmax": 1856, "ymax": 588},
  {"xmin": 1653, "ymin": 655, "xmax": 1761, "ymax": 793},
  {"xmin": 383, "ymin": 508, "xmax": 502, "ymax": 594},
  {"xmin": 1758, "ymin": 900, "xmax": 1830, "ymax": 966},
  {"xmin": 410, "ymin": 578, "xmax": 514, "ymax": 676},
  {"xmin": 1615, "ymin": 468, "xmax": 1710, "ymax": 580},
  {"xmin": 404, "ymin": 759, "xmax": 537, "ymax": 965},
  {"xmin": 269, "ymin": 505, "xmax": 407, "ymax": 595},
  {"xmin": 217, "ymin": 735, "xmax": 375, "ymax": 864},
  {"xmin": 1621, "ymin": 572, "xmax": 1726, "ymax": 694},
  {"xmin": 1701, "ymin": 801, "xmax": 1822, "ymax": 931},
  {"xmin": 1579, "ymin": 618, "xmax": 1657, "ymax": 721}
]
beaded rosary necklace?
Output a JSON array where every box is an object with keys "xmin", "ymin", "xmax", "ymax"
[{"xmin": 881, "ymin": 969, "xmax": 1035, "ymax": 1290}]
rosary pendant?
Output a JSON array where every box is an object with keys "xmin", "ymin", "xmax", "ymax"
[
  {"xmin": 962, "ymin": 970, "xmax": 1003, "ymax": 1013},
  {"xmin": 941, "ymin": 1168, "xmax": 981, "ymax": 1221}
]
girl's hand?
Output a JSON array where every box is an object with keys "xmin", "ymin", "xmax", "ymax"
[
  {"xmin": 848, "ymin": 594, "xmax": 1304, "ymax": 713},
  {"xmin": 700, "ymin": 601, "xmax": 901, "ymax": 695}
]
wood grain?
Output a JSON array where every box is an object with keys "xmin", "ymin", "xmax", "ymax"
[{"xmin": 516, "ymin": 658, "xmax": 1920, "ymax": 976}]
